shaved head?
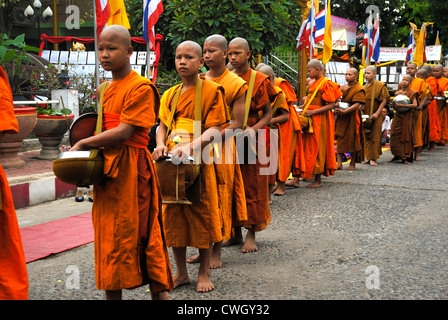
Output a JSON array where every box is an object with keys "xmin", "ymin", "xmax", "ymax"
[
  {"xmin": 177, "ymin": 40, "xmax": 203, "ymax": 58},
  {"xmin": 433, "ymin": 64, "xmax": 443, "ymax": 71},
  {"xmin": 229, "ymin": 37, "xmax": 250, "ymax": 51},
  {"xmin": 255, "ymin": 63, "xmax": 266, "ymax": 71},
  {"xmin": 258, "ymin": 65, "xmax": 275, "ymax": 78},
  {"xmin": 307, "ymin": 59, "xmax": 323, "ymax": 70},
  {"xmin": 100, "ymin": 25, "xmax": 131, "ymax": 47},
  {"xmin": 402, "ymin": 74, "xmax": 412, "ymax": 81},
  {"xmin": 365, "ymin": 66, "xmax": 377, "ymax": 74},
  {"xmin": 204, "ymin": 34, "xmax": 227, "ymax": 50},
  {"xmin": 347, "ymin": 67, "xmax": 359, "ymax": 76}
]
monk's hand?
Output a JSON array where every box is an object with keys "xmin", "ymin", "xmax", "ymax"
[
  {"xmin": 370, "ymin": 113, "xmax": 378, "ymax": 121},
  {"xmin": 303, "ymin": 109, "xmax": 314, "ymax": 117},
  {"xmin": 242, "ymin": 127, "xmax": 256, "ymax": 141},
  {"xmin": 152, "ymin": 145, "xmax": 168, "ymax": 161},
  {"xmin": 171, "ymin": 143, "xmax": 191, "ymax": 164},
  {"xmin": 334, "ymin": 108, "xmax": 344, "ymax": 115}
]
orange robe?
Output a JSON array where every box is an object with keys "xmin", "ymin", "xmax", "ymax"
[
  {"xmin": 302, "ymin": 77, "xmax": 342, "ymax": 180},
  {"xmin": 335, "ymin": 82, "xmax": 366, "ymax": 162},
  {"xmin": 410, "ymin": 77, "xmax": 428, "ymax": 148},
  {"xmin": 159, "ymin": 79, "xmax": 228, "ymax": 248},
  {"xmin": 426, "ymin": 76, "xmax": 441, "ymax": 143},
  {"xmin": 204, "ymin": 69, "xmax": 248, "ymax": 239},
  {"xmin": 237, "ymin": 69, "xmax": 277, "ymax": 231},
  {"xmin": 275, "ymin": 78, "xmax": 305, "ymax": 178},
  {"xmin": 390, "ymin": 89, "xmax": 418, "ymax": 159},
  {"xmin": 435, "ymin": 77, "xmax": 448, "ymax": 144},
  {"xmin": 0, "ymin": 66, "xmax": 29, "ymax": 300},
  {"xmin": 362, "ymin": 80, "xmax": 390, "ymax": 161},
  {"xmin": 92, "ymin": 70, "xmax": 173, "ymax": 292}
]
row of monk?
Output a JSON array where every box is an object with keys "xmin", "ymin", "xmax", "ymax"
[{"xmin": 1, "ymin": 25, "xmax": 447, "ymax": 300}]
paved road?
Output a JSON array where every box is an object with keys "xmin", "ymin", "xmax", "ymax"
[{"xmin": 17, "ymin": 146, "xmax": 448, "ymax": 301}]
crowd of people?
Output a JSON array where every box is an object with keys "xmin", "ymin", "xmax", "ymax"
[{"xmin": 1, "ymin": 24, "xmax": 447, "ymax": 300}]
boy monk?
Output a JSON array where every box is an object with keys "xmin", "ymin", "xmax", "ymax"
[
  {"xmin": 407, "ymin": 63, "xmax": 430, "ymax": 160},
  {"xmin": 416, "ymin": 68, "xmax": 433, "ymax": 152},
  {"xmin": 0, "ymin": 66, "xmax": 29, "ymax": 300},
  {"xmin": 432, "ymin": 64, "xmax": 448, "ymax": 146},
  {"xmin": 259, "ymin": 65, "xmax": 304, "ymax": 196},
  {"xmin": 362, "ymin": 65, "xmax": 390, "ymax": 166},
  {"xmin": 228, "ymin": 37, "xmax": 276, "ymax": 253},
  {"xmin": 300, "ymin": 59, "xmax": 342, "ymax": 188},
  {"xmin": 70, "ymin": 25, "xmax": 173, "ymax": 300},
  {"xmin": 422, "ymin": 65, "xmax": 441, "ymax": 151},
  {"xmin": 335, "ymin": 67, "xmax": 366, "ymax": 170},
  {"xmin": 388, "ymin": 74, "xmax": 418, "ymax": 164},
  {"xmin": 153, "ymin": 40, "xmax": 228, "ymax": 292},
  {"xmin": 186, "ymin": 34, "xmax": 248, "ymax": 269}
]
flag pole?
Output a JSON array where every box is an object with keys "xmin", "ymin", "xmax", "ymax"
[{"xmin": 93, "ymin": 0, "xmax": 100, "ymax": 95}]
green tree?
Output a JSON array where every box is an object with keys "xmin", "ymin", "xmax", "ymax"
[{"xmin": 126, "ymin": 0, "xmax": 300, "ymax": 56}]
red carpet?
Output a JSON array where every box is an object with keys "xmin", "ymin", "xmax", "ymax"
[{"xmin": 20, "ymin": 212, "xmax": 94, "ymax": 263}]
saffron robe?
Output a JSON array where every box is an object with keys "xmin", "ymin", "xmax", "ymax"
[
  {"xmin": 92, "ymin": 71, "xmax": 173, "ymax": 292},
  {"xmin": 390, "ymin": 89, "xmax": 418, "ymax": 159},
  {"xmin": 159, "ymin": 79, "xmax": 228, "ymax": 248},
  {"xmin": 410, "ymin": 77, "xmax": 428, "ymax": 148},
  {"xmin": 435, "ymin": 77, "xmax": 448, "ymax": 144},
  {"xmin": 426, "ymin": 76, "xmax": 441, "ymax": 143},
  {"xmin": 237, "ymin": 69, "xmax": 277, "ymax": 231},
  {"xmin": 362, "ymin": 80, "xmax": 390, "ymax": 161},
  {"xmin": 301, "ymin": 77, "xmax": 342, "ymax": 180},
  {"xmin": 0, "ymin": 66, "xmax": 29, "ymax": 300},
  {"xmin": 335, "ymin": 82, "xmax": 366, "ymax": 162},
  {"xmin": 275, "ymin": 78, "xmax": 305, "ymax": 178},
  {"xmin": 204, "ymin": 69, "xmax": 248, "ymax": 239}
]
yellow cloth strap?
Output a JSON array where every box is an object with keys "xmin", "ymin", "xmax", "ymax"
[
  {"xmin": 272, "ymin": 92, "xmax": 286, "ymax": 115},
  {"xmin": 302, "ymin": 77, "xmax": 328, "ymax": 114},
  {"xmin": 243, "ymin": 69, "xmax": 257, "ymax": 130},
  {"xmin": 369, "ymin": 80, "xmax": 376, "ymax": 117},
  {"xmin": 89, "ymin": 81, "xmax": 107, "ymax": 160}
]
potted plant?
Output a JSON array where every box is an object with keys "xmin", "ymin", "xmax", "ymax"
[
  {"xmin": 0, "ymin": 34, "xmax": 42, "ymax": 168},
  {"xmin": 32, "ymin": 102, "xmax": 74, "ymax": 160}
]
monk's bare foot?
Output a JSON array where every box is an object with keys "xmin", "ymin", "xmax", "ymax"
[
  {"xmin": 196, "ymin": 275, "xmax": 214, "ymax": 292},
  {"xmin": 151, "ymin": 291, "xmax": 170, "ymax": 300},
  {"xmin": 222, "ymin": 228, "xmax": 243, "ymax": 247},
  {"xmin": 242, "ymin": 231, "xmax": 258, "ymax": 253},
  {"xmin": 402, "ymin": 159, "xmax": 410, "ymax": 164},
  {"xmin": 346, "ymin": 165, "xmax": 356, "ymax": 170},
  {"xmin": 210, "ymin": 255, "xmax": 222, "ymax": 269},
  {"xmin": 285, "ymin": 177, "xmax": 300, "ymax": 188},
  {"xmin": 173, "ymin": 274, "xmax": 190, "ymax": 289},
  {"xmin": 363, "ymin": 160, "xmax": 370, "ymax": 164},
  {"xmin": 306, "ymin": 181, "xmax": 322, "ymax": 188},
  {"xmin": 369, "ymin": 160, "xmax": 378, "ymax": 166},
  {"xmin": 271, "ymin": 184, "xmax": 278, "ymax": 193},
  {"xmin": 187, "ymin": 253, "xmax": 200, "ymax": 264},
  {"xmin": 415, "ymin": 156, "xmax": 423, "ymax": 161},
  {"xmin": 273, "ymin": 182, "xmax": 286, "ymax": 196}
]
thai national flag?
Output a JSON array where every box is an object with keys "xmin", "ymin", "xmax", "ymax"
[
  {"xmin": 314, "ymin": 8, "xmax": 326, "ymax": 43},
  {"xmin": 406, "ymin": 24, "xmax": 415, "ymax": 63},
  {"xmin": 95, "ymin": 0, "xmax": 110, "ymax": 38},
  {"xmin": 371, "ymin": 13, "xmax": 380, "ymax": 63},
  {"xmin": 143, "ymin": 0, "xmax": 164, "ymax": 50}
]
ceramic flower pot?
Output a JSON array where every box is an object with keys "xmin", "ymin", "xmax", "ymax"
[
  {"xmin": 33, "ymin": 114, "xmax": 75, "ymax": 160},
  {"xmin": 0, "ymin": 106, "xmax": 37, "ymax": 169}
]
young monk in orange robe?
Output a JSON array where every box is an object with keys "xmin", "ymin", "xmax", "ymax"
[
  {"xmin": 153, "ymin": 41, "xmax": 228, "ymax": 292},
  {"xmin": 423, "ymin": 66, "xmax": 441, "ymax": 151},
  {"xmin": 186, "ymin": 34, "xmax": 248, "ymax": 269},
  {"xmin": 388, "ymin": 75, "xmax": 418, "ymax": 164},
  {"xmin": 228, "ymin": 37, "xmax": 276, "ymax": 253},
  {"xmin": 362, "ymin": 66, "xmax": 390, "ymax": 166},
  {"xmin": 301, "ymin": 59, "xmax": 342, "ymax": 188},
  {"xmin": 406, "ymin": 63, "xmax": 430, "ymax": 161},
  {"xmin": 70, "ymin": 25, "xmax": 173, "ymax": 300},
  {"xmin": 432, "ymin": 64, "xmax": 448, "ymax": 146},
  {"xmin": 335, "ymin": 68, "xmax": 366, "ymax": 170},
  {"xmin": 0, "ymin": 66, "xmax": 29, "ymax": 300},
  {"xmin": 259, "ymin": 65, "xmax": 304, "ymax": 196},
  {"xmin": 416, "ymin": 68, "xmax": 433, "ymax": 152}
]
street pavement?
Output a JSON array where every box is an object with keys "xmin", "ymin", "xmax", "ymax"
[{"xmin": 17, "ymin": 146, "xmax": 448, "ymax": 301}]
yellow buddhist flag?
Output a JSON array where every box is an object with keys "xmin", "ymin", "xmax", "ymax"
[
  {"xmin": 108, "ymin": 0, "xmax": 131, "ymax": 29},
  {"xmin": 322, "ymin": 0, "xmax": 332, "ymax": 65},
  {"xmin": 414, "ymin": 22, "xmax": 433, "ymax": 67}
]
